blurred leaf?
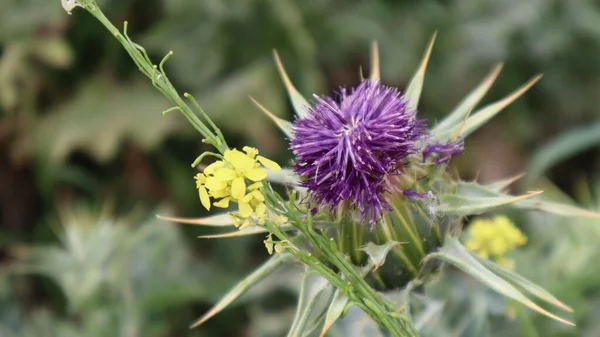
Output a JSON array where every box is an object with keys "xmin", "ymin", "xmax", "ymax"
[
  {"xmin": 266, "ymin": 168, "xmax": 301, "ymax": 187},
  {"xmin": 190, "ymin": 252, "xmax": 293, "ymax": 328},
  {"xmin": 527, "ymin": 122, "xmax": 600, "ymax": 185},
  {"xmin": 473, "ymin": 254, "xmax": 572, "ymax": 313},
  {"xmin": 320, "ymin": 289, "xmax": 348, "ymax": 337},
  {"xmin": 287, "ymin": 271, "xmax": 332, "ymax": 337},
  {"xmin": 35, "ymin": 77, "xmax": 181, "ymax": 163},
  {"xmin": 433, "ymin": 236, "xmax": 574, "ymax": 326},
  {"xmin": 516, "ymin": 198, "xmax": 600, "ymax": 218},
  {"xmin": 157, "ymin": 213, "xmax": 234, "ymax": 226}
]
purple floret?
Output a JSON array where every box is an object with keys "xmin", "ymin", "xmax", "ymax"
[
  {"xmin": 422, "ymin": 140, "xmax": 464, "ymax": 164},
  {"xmin": 291, "ymin": 80, "xmax": 427, "ymax": 224}
]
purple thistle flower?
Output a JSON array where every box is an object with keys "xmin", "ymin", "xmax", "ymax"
[
  {"xmin": 291, "ymin": 80, "xmax": 427, "ymax": 224},
  {"xmin": 422, "ymin": 140, "xmax": 464, "ymax": 164}
]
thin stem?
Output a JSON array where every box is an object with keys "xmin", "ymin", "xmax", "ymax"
[{"xmin": 83, "ymin": 6, "xmax": 227, "ymax": 153}]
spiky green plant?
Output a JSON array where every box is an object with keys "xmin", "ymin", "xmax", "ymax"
[{"xmin": 62, "ymin": 1, "xmax": 600, "ymax": 336}]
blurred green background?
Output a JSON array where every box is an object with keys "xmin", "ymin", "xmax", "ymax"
[{"xmin": 1, "ymin": 0, "xmax": 599, "ymax": 336}]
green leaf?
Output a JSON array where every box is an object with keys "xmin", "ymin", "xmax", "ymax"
[
  {"xmin": 319, "ymin": 241, "xmax": 400, "ymax": 337},
  {"xmin": 451, "ymin": 180, "xmax": 600, "ymax": 218},
  {"xmin": 473, "ymin": 253, "xmax": 573, "ymax": 313},
  {"xmin": 439, "ymin": 190, "xmax": 542, "ymax": 216},
  {"xmin": 526, "ymin": 122, "xmax": 600, "ymax": 185},
  {"xmin": 266, "ymin": 168, "xmax": 301, "ymax": 187},
  {"xmin": 432, "ymin": 237, "xmax": 574, "ymax": 326},
  {"xmin": 198, "ymin": 226, "xmax": 270, "ymax": 238},
  {"xmin": 485, "ymin": 173, "xmax": 525, "ymax": 193},
  {"xmin": 431, "ymin": 64, "xmax": 503, "ymax": 138},
  {"xmin": 190, "ymin": 252, "xmax": 293, "ymax": 328},
  {"xmin": 287, "ymin": 271, "xmax": 333, "ymax": 337},
  {"xmin": 273, "ymin": 50, "xmax": 310, "ymax": 119},
  {"xmin": 250, "ymin": 96, "xmax": 294, "ymax": 138},
  {"xmin": 35, "ymin": 77, "xmax": 181, "ymax": 163},
  {"xmin": 157, "ymin": 213, "xmax": 234, "ymax": 227},
  {"xmin": 459, "ymin": 75, "xmax": 542, "ymax": 138},
  {"xmin": 320, "ymin": 289, "xmax": 349, "ymax": 337},
  {"xmin": 404, "ymin": 33, "xmax": 436, "ymax": 110},
  {"xmin": 362, "ymin": 241, "xmax": 400, "ymax": 271},
  {"xmin": 516, "ymin": 199, "xmax": 600, "ymax": 218}
]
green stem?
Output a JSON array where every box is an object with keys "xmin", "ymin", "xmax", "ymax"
[
  {"xmin": 82, "ymin": 5, "xmax": 228, "ymax": 153},
  {"xmin": 270, "ymin": 213, "xmax": 417, "ymax": 336}
]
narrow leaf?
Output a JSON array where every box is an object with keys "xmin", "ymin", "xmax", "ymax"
[
  {"xmin": 287, "ymin": 271, "xmax": 332, "ymax": 337},
  {"xmin": 320, "ymin": 290, "xmax": 349, "ymax": 337},
  {"xmin": 199, "ymin": 224, "xmax": 298, "ymax": 239},
  {"xmin": 250, "ymin": 96, "xmax": 294, "ymax": 137},
  {"xmin": 473, "ymin": 253, "xmax": 573, "ymax": 312},
  {"xmin": 439, "ymin": 191, "xmax": 542, "ymax": 216},
  {"xmin": 432, "ymin": 64, "xmax": 503, "ymax": 137},
  {"xmin": 190, "ymin": 252, "xmax": 293, "ymax": 328},
  {"xmin": 526, "ymin": 122, "xmax": 600, "ymax": 185},
  {"xmin": 404, "ymin": 32, "xmax": 437, "ymax": 110},
  {"xmin": 461, "ymin": 75, "xmax": 542, "ymax": 138},
  {"xmin": 451, "ymin": 181, "xmax": 600, "ymax": 218},
  {"xmin": 485, "ymin": 173, "xmax": 525, "ymax": 193},
  {"xmin": 434, "ymin": 237, "xmax": 574, "ymax": 326},
  {"xmin": 266, "ymin": 168, "xmax": 301, "ymax": 186},
  {"xmin": 516, "ymin": 199, "xmax": 600, "ymax": 218},
  {"xmin": 157, "ymin": 213, "xmax": 233, "ymax": 226},
  {"xmin": 273, "ymin": 50, "xmax": 310, "ymax": 119},
  {"xmin": 369, "ymin": 41, "xmax": 380, "ymax": 81},
  {"xmin": 199, "ymin": 226, "xmax": 268, "ymax": 238}
]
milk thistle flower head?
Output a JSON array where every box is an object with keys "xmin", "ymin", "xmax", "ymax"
[{"xmin": 291, "ymin": 80, "xmax": 459, "ymax": 224}]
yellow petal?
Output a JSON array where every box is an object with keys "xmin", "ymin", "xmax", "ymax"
[
  {"xmin": 251, "ymin": 190, "xmax": 265, "ymax": 202},
  {"xmin": 213, "ymin": 167, "xmax": 236, "ymax": 181},
  {"xmin": 255, "ymin": 202, "xmax": 266, "ymax": 217},
  {"xmin": 229, "ymin": 149, "xmax": 255, "ymax": 171},
  {"xmin": 238, "ymin": 201, "xmax": 253, "ymax": 218},
  {"xmin": 245, "ymin": 168, "xmax": 267, "ymax": 182},
  {"xmin": 248, "ymin": 182, "xmax": 263, "ymax": 191},
  {"xmin": 257, "ymin": 155, "xmax": 281, "ymax": 170},
  {"xmin": 204, "ymin": 161, "xmax": 225, "ymax": 175},
  {"xmin": 241, "ymin": 193, "xmax": 254, "ymax": 203},
  {"xmin": 205, "ymin": 177, "xmax": 228, "ymax": 191},
  {"xmin": 194, "ymin": 173, "xmax": 206, "ymax": 186},
  {"xmin": 198, "ymin": 186, "xmax": 211, "ymax": 211},
  {"xmin": 243, "ymin": 146, "xmax": 259, "ymax": 159},
  {"xmin": 213, "ymin": 198, "xmax": 230, "ymax": 208},
  {"xmin": 231, "ymin": 177, "xmax": 246, "ymax": 200},
  {"xmin": 209, "ymin": 189, "xmax": 229, "ymax": 198}
]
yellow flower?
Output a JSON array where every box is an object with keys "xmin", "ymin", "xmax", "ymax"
[
  {"xmin": 464, "ymin": 215, "xmax": 527, "ymax": 268},
  {"xmin": 194, "ymin": 147, "xmax": 281, "ymax": 223}
]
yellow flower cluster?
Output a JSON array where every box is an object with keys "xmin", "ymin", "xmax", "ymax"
[
  {"xmin": 195, "ymin": 147, "xmax": 281, "ymax": 221},
  {"xmin": 465, "ymin": 215, "xmax": 527, "ymax": 268}
]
